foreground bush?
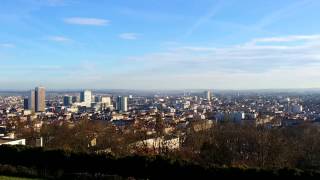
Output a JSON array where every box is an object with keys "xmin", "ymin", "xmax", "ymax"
[{"xmin": 0, "ymin": 145, "xmax": 320, "ymax": 179}]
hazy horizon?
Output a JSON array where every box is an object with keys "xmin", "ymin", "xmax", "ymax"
[
  {"xmin": 1, "ymin": 87, "xmax": 320, "ymax": 92},
  {"xmin": 1, "ymin": 0, "xmax": 320, "ymax": 89}
]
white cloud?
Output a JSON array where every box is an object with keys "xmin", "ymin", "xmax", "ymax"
[
  {"xmin": 119, "ymin": 34, "xmax": 320, "ymax": 89},
  {"xmin": 3, "ymin": 34, "xmax": 319, "ymax": 89},
  {"xmin": 1, "ymin": 65, "xmax": 61, "ymax": 71},
  {"xmin": 64, "ymin": 17, "xmax": 110, "ymax": 26},
  {"xmin": 119, "ymin": 33, "xmax": 139, "ymax": 40},
  {"xmin": 250, "ymin": 34, "xmax": 320, "ymax": 44},
  {"xmin": 0, "ymin": 43, "xmax": 15, "ymax": 48},
  {"xmin": 127, "ymin": 36, "xmax": 320, "ymax": 67},
  {"xmin": 47, "ymin": 36, "xmax": 71, "ymax": 42}
]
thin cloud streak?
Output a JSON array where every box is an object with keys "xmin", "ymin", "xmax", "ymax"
[
  {"xmin": 47, "ymin": 36, "xmax": 71, "ymax": 42},
  {"xmin": 0, "ymin": 43, "xmax": 15, "ymax": 48},
  {"xmin": 253, "ymin": 0, "xmax": 314, "ymax": 30},
  {"xmin": 250, "ymin": 34, "xmax": 320, "ymax": 44},
  {"xmin": 64, "ymin": 17, "xmax": 110, "ymax": 26},
  {"xmin": 119, "ymin": 33, "xmax": 139, "ymax": 40},
  {"xmin": 185, "ymin": 0, "xmax": 225, "ymax": 37}
]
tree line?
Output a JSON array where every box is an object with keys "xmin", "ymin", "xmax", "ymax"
[
  {"xmin": 9, "ymin": 115, "xmax": 320, "ymax": 175},
  {"xmin": 182, "ymin": 122, "xmax": 320, "ymax": 170},
  {"xmin": 0, "ymin": 145, "xmax": 319, "ymax": 179}
]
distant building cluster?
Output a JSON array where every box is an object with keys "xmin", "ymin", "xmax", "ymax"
[{"xmin": 1, "ymin": 87, "xmax": 320, "ymax": 150}]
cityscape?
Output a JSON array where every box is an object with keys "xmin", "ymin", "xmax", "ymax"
[
  {"xmin": 2, "ymin": 0, "xmax": 320, "ymax": 179},
  {"xmin": 0, "ymin": 87, "xmax": 319, "ymax": 148}
]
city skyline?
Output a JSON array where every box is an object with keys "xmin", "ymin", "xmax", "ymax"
[
  {"xmin": 1, "ymin": 0, "xmax": 320, "ymax": 89},
  {"xmin": 2, "ymin": 1, "xmax": 320, "ymax": 178}
]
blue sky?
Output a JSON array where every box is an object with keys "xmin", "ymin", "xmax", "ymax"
[{"xmin": 1, "ymin": 0, "xmax": 320, "ymax": 90}]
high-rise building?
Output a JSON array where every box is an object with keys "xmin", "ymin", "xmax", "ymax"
[
  {"xmin": 28, "ymin": 87, "xmax": 45, "ymax": 112},
  {"xmin": 35, "ymin": 86, "xmax": 46, "ymax": 112},
  {"xmin": 28, "ymin": 90, "xmax": 35, "ymax": 112},
  {"xmin": 80, "ymin": 90, "xmax": 92, "ymax": 107},
  {"xmin": 204, "ymin": 90, "xmax": 211, "ymax": 101},
  {"xmin": 100, "ymin": 96, "xmax": 112, "ymax": 110},
  {"xmin": 116, "ymin": 96, "xmax": 128, "ymax": 112},
  {"xmin": 72, "ymin": 96, "xmax": 79, "ymax": 103},
  {"xmin": 101, "ymin": 96, "xmax": 111, "ymax": 106},
  {"xmin": 23, "ymin": 98, "xmax": 29, "ymax": 110},
  {"xmin": 94, "ymin": 96, "xmax": 101, "ymax": 103},
  {"xmin": 63, "ymin": 95, "xmax": 72, "ymax": 106}
]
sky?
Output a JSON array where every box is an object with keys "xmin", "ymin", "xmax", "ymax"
[{"xmin": 1, "ymin": 0, "xmax": 320, "ymax": 90}]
